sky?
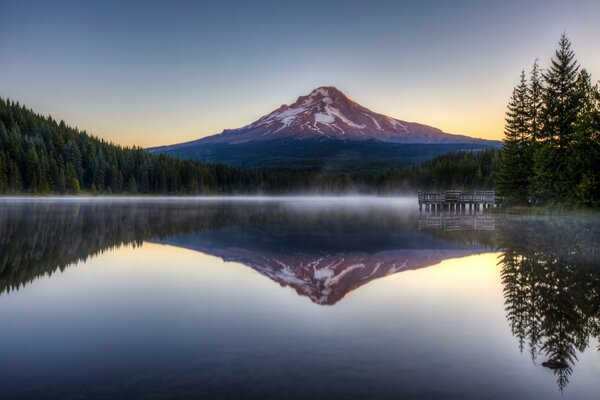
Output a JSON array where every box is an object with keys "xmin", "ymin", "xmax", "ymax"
[{"xmin": 1, "ymin": 0, "xmax": 599, "ymax": 147}]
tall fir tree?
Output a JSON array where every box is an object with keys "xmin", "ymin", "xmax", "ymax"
[
  {"xmin": 528, "ymin": 60, "xmax": 544, "ymax": 144},
  {"xmin": 540, "ymin": 34, "xmax": 580, "ymax": 146},
  {"xmin": 533, "ymin": 34, "xmax": 580, "ymax": 201},
  {"xmin": 498, "ymin": 70, "xmax": 531, "ymax": 202},
  {"xmin": 526, "ymin": 60, "xmax": 544, "ymax": 197},
  {"xmin": 568, "ymin": 70, "xmax": 600, "ymax": 205}
]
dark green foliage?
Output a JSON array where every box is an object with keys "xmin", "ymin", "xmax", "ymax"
[
  {"xmin": 376, "ymin": 149, "xmax": 500, "ymax": 192},
  {"xmin": 529, "ymin": 60, "xmax": 544, "ymax": 144},
  {"xmin": 499, "ymin": 34, "xmax": 600, "ymax": 207},
  {"xmin": 0, "ymin": 96, "xmax": 500, "ymax": 195},
  {"xmin": 569, "ymin": 70, "xmax": 600, "ymax": 204},
  {"xmin": 497, "ymin": 70, "xmax": 532, "ymax": 202},
  {"xmin": 540, "ymin": 34, "xmax": 580, "ymax": 148},
  {"xmin": 534, "ymin": 34, "xmax": 581, "ymax": 199},
  {"xmin": 0, "ymin": 97, "xmax": 292, "ymax": 195}
]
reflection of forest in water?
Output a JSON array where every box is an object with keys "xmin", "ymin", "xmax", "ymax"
[
  {"xmin": 1, "ymin": 201, "xmax": 599, "ymax": 392},
  {"xmin": 497, "ymin": 216, "xmax": 600, "ymax": 391},
  {"xmin": 421, "ymin": 211, "xmax": 600, "ymax": 391},
  {"xmin": 0, "ymin": 201, "xmax": 242, "ymax": 294},
  {"xmin": 0, "ymin": 200, "xmax": 434, "ymax": 295}
]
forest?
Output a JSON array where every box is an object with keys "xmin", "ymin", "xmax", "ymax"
[
  {"xmin": 497, "ymin": 34, "xmax": 600, "ymax": 207},
  {"xmin": 0, "ymin": 96, "xmax": 498, "ymax": 195}
]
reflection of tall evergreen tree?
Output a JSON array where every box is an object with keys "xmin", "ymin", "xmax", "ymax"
[
  {"xmin": 498, "ymin": 217, "xmax": 600, "ymax": 391},
  {"xmin": 500, "ymin": 251, "xmax": 529, "ymax": 353}
]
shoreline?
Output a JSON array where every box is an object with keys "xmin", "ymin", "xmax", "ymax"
[
  {"xmin": 485, "ymin": 204, "xmax": 600, "ymax": 216},
  {"xmin": 0, "ymin": 195, "xmax": 419, "ymax": 202}
]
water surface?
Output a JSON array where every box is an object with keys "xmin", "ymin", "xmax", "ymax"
[{"xmin": 0, "ymin": 197, "xmax": 599, "ymax": 399}]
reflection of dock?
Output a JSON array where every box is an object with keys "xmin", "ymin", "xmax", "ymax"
[
  {"xmin": 418, "ymin": 190, "xmax": 500, "ymax": 211},
  {"xmin": 418, "ymin": 213, "xmax": 496, "ymax": 231}
]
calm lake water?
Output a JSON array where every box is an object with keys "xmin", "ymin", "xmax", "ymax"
[{"xmin": 0, "ymin": 197, "xmax": 599, "ymax": 399}]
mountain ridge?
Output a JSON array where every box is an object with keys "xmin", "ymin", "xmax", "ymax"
[
  {"xmin": 149, "ymin": 86, "xmax": 500, "ymax": 172},
  {"xmin": 150, "ymin": 86, "xmax": 494, "ymax": 150}
]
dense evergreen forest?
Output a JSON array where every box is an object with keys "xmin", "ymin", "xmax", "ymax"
[
  {"xmin": 0, "ymin": 97, "xmax": 280, "ymax": 194},
  {"xmin": 377, "ymin": 148, "xmax": 499, "ymax": 192},
  {"xmin": 497, "ymin": 34, "xmax": 600, "ymax": 207},
  {"xmin": 0, "ymin": 96, "xmax": 498, "ymax": 195}
]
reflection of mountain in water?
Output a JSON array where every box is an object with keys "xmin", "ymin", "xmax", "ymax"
[
  {"xmin": 160, "ymin": 233, "xmax": 483, "ymax": 305},
  {"xmin": 0, "ymin": 200, "xmax": 487, "ymax": 302},
  {"xmin": 154, "ymin": 206, "xmax": 490, "ymax": 305}
]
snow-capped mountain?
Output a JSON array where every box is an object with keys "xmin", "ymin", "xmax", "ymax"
[
  {"xmin": 196, "ymin": 86, "xmax": 480, "ymax": 144},
  {"xmin": 149, "ymin": 86, "xmax": 499, "ymax": 170},
  {"xmin": 153, "ymin": 86, "xmax": 491, "ymax": 148}
]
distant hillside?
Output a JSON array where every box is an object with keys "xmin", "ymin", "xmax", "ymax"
[{"xmin": 150, "ymin": 138, "xmax": 497, "ymax": 173}]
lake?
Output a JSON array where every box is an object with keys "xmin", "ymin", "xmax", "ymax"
[{"xmin": 0, "ymin": 197, "xmax": 599, "ymax": 399}]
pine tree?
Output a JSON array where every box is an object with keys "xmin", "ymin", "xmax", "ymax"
[
  {"xmin": 528, "ymin": 60, "xmax": 544, "ymax": 144},
  {"xmin": 64, "ymin": 139, "xmax": 83, "ymax": 183},
  {"xmin": 128, "ymin": 176, "xmax": 137, "ymax": 194},
  {"xmin": 594, "ymin": 84, "xmax": 600, "ymax": 137},
  {"xmin": 534, "ymin": 34, "xmax": 581, "ymax": 201},
  {"xmin": 568, "ymin": 70, "xmax": 600, "ymax": 205},
  {"xmin": 540, "ymin": 34, "xmax": 580, "ymax": 147},
  {"xmin": 498, "ymin": 70, "xmax": 531, "ymax": 202},
  {"xmin": 159, "ymin": 171, "xmax": 167, "ymax": 193}
]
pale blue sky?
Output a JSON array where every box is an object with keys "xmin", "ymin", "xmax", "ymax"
[{"xmin": 1, "ymin": 0, "xmax": 599, "ymax": 146}]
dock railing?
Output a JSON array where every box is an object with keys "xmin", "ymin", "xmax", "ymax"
[{"xmin": 418, "ymin": 190, "xmax": 499, "ymax": 211}]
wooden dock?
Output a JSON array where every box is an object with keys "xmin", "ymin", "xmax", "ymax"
[{"xmin": 418, "ymin": 190, "xmax": 500, "ymax": 212}]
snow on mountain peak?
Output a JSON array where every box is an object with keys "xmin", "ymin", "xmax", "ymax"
[
  {"xmin": 242, "ymin": 86, "xmax": 392, "ymax": 137},
  {"xmin": 190, "ymin": 86, "xmax": 488, "ymax": 145}
]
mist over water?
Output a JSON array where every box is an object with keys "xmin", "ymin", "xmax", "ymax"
[{"xmin": 0, "ymin": 198, "xmax": 598, "ymax": 399}]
